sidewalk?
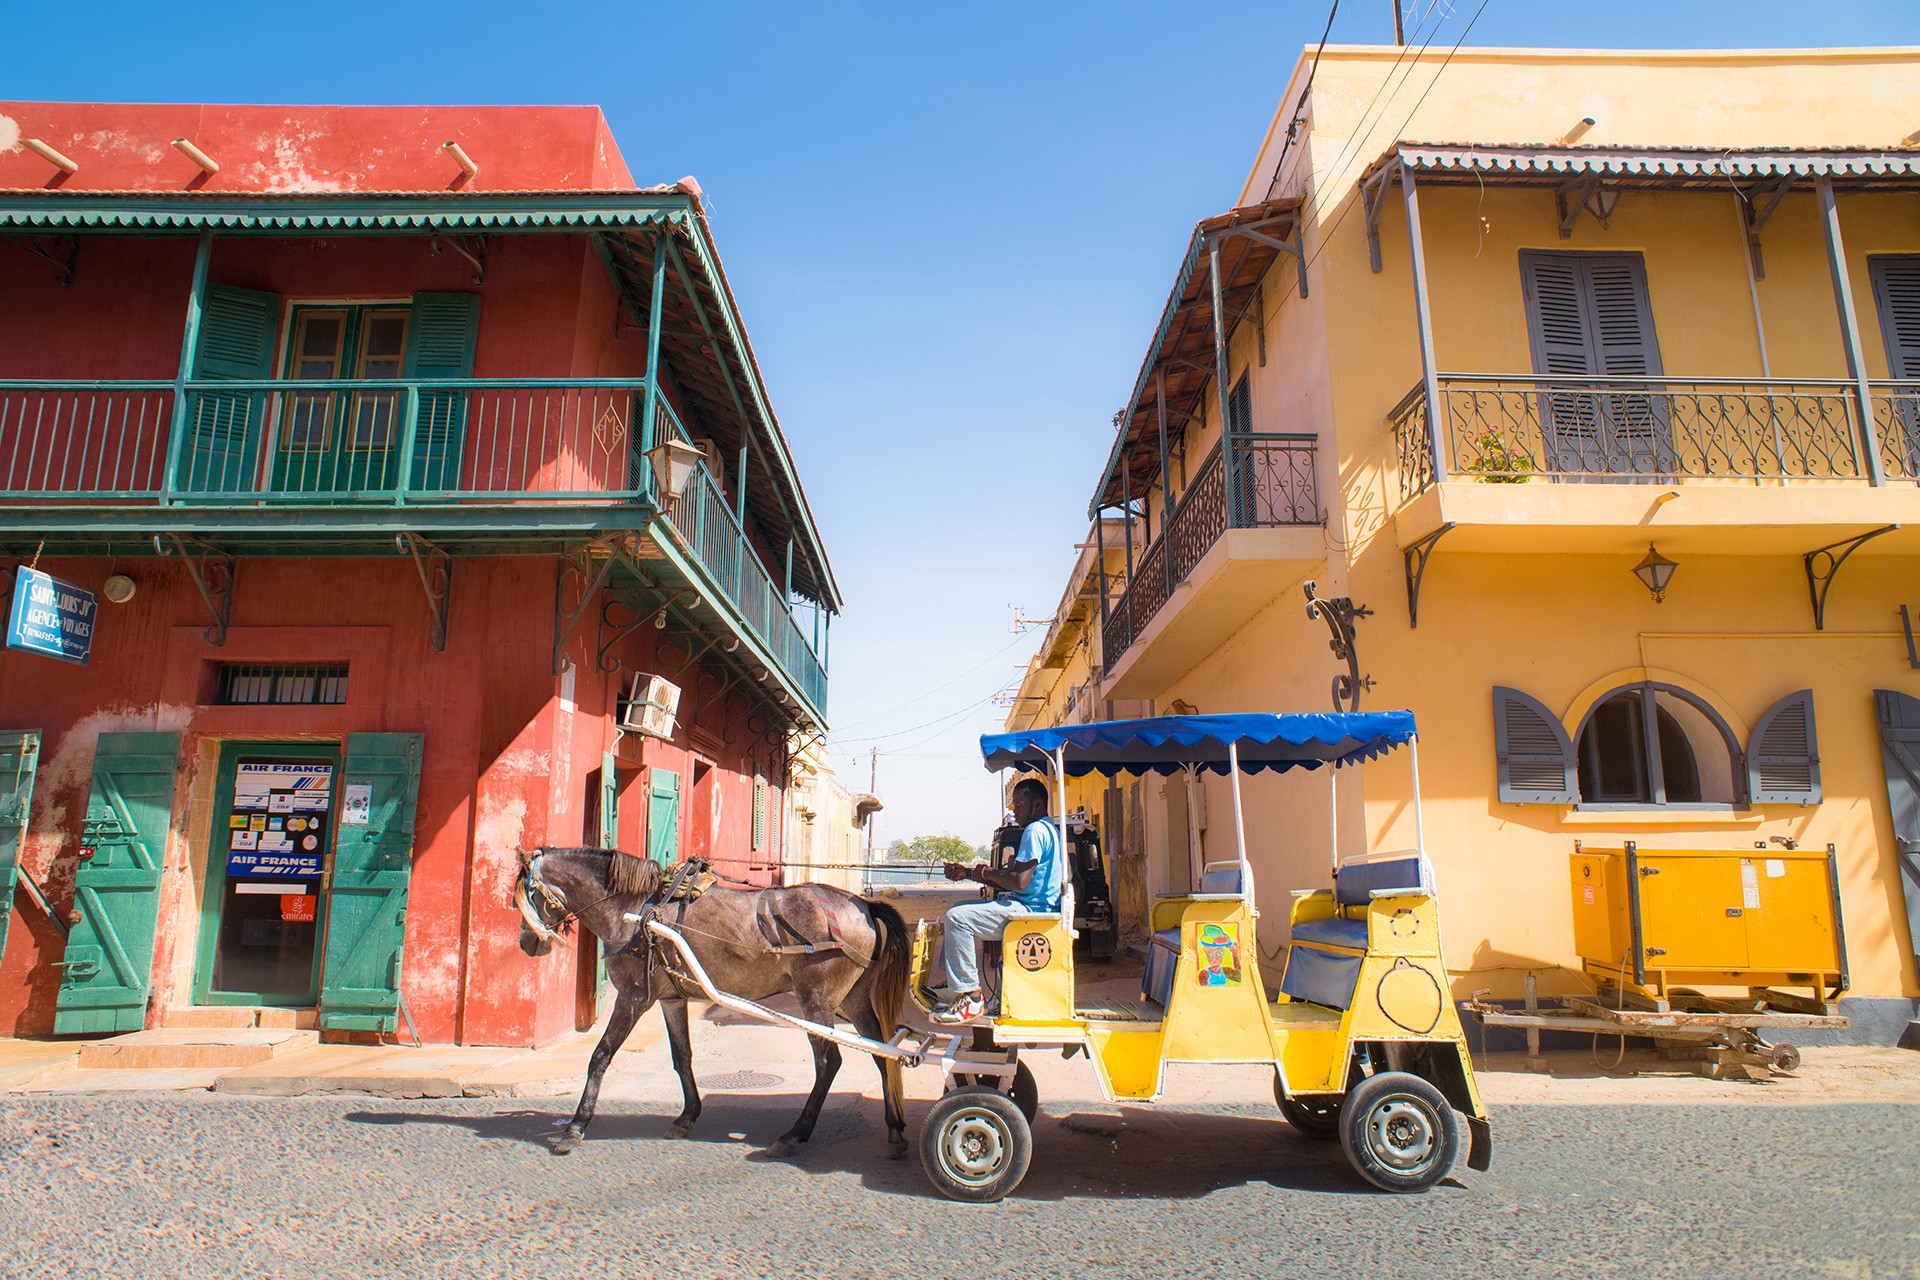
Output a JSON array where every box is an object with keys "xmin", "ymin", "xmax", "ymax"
[{"xmin": 6, "ymin": 990, "xmax": 1918, "ymax": 1107}]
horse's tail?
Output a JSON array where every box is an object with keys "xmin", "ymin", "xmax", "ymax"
[{"xmin": 864, "ymin": 899, "xmax": 910, "ymax": 1037}]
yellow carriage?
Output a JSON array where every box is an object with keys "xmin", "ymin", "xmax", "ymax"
[{"xmin": 907, "ymin": 711, "xmax": 1493, "ymax": 1202}]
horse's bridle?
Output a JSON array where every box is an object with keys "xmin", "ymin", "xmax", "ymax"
[{"xmin": 514, "ymin": 851, "xmax": 634, "ymax": 946}]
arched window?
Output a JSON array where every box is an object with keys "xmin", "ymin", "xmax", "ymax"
[{"xmin": 1574, "ymin": 684, "xmax": 1739, "ymax": 806}]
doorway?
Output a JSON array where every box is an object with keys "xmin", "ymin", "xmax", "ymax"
[{"xmin": 193, "ymin": 741, "xmax": 341, "ymax": 1006}]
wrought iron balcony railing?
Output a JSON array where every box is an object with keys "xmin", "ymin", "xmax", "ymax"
[
  {"xmin": 1100, "ymin": 433, "xmax": 1320, "ymax": 666},
  {"xmin": 1391, "ymin": 375, "xmax": 1920, "ymax": 501},
  {"xmin": 0, "ymin": 377, "xmax": 825, "ymax": 707}
]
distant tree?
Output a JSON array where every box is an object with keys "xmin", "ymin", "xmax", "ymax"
[{"xmin": 887, "ymin": 834, "xmax": 983, "ymax": 863}]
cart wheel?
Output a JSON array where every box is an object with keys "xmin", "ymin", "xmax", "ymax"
[
  {"xmin": 949, "ymin": 1062, "xmax": 1039, "ymax": 1123},
  {"xmin": 1768, "ymin": 1042, "xmax": 1802, "ymax": 1074},
  {"xmin": 920, "ymin": 1086, "xmax": 1033, "ymax": 1203},
  {"xmin": 1275, "ymin": 1076, "xmax": 1342, "ymax": 1140},
  {"xmin": 1338, "ymin": 1071, "xmax": 1459, "ymax": 1193}
]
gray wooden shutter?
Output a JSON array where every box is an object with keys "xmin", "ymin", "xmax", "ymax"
[
  {"xmin": 403, "ymin": 292, "xmax": 482, "ymax": 491},
  {"xmin": 1492, "ymin": 686, "xmax": 1577, "ymax": 804},
  {"xmin": 1746, "ymin": 689, "xmax": 1821, "ymax": 805},
  {"xmin": 185, "ymin": 284, "xmax": 280, "ymax": 492},
  {"xmin": 1585, "ymin": 255, "xmax": 1665, "ymax": 379},
  {"xmin": 1874, "ymin": 689, "xmax": 1920, "ymax": 971},
  {"xmin": 1522, "ymin": 251, "xmax": 1666, "ymax": 474},
  {"xmin": 1521, "ymin": 252, "xmax": 1596, "ymax": 378},
  {"xmin": 1868, "ymin": 256, "xmax": 1920, "ymax": 473}
]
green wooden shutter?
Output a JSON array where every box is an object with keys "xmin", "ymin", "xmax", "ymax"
[
  {"xmin": 1868, "ymin": 256, "xmax": 1920, "ymax": 473},
  {"xmin": 0, "ymin": 730, "xmax": 41, "ymax": 964},
  {"xmin": 598, "ymin": 751, "xmax": 619, "ymax": 849},
  {"xmin": 319, "ymin": 733, "xmax": 423, "ymax": 1033},
  {"xmin": 647, "ymin": 768, "xmax": 680, "ymax": 867},
  {"xmin": 53, "ymin": 732, "xmax": 179, "ymax": 1034},
  {"xmin": 1874, "ymin": 690, "xmax": 1920, "ymax": 971},
  {"xmin": 185, "ymin": 284, "xmax": 280, "ymax": 493},
  {"xmin": 403, "ymin": 293, "xmax": 481, "ymax": 492}
]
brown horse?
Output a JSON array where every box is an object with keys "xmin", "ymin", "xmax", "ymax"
[{"xmin": 512, "ymin": 846, "xmax": 910, "ymax": 1159}]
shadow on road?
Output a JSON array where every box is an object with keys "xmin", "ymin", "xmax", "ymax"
[{"xmin": 343, "ymin": 1093, "xmax": 1426, "ymax": 1202}]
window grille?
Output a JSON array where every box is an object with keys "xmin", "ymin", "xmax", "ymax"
[{"xmin": 214, "ymin": 663, "xmax": 349, "ymax": 706}]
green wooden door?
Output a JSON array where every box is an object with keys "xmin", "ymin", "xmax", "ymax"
[
  {"xmin": 647, "ymin": 768, "xmax": 680, "ymax": 867},
  {"xmin": 318, "ymin": 733, "xmax": 423, "ymax": 1033},
  {"xmin": 185, "ymin": 284, "xmax": 280, "ymax": 493},
  {"xmin": 53, "ymin": 732, "xmax": 180, "ymax": 1034},
  {"xmin": 0, "ymin": 730, "xmax": 42, "ymax": 964},
  {"xmin": 596, "ymin": 751, "xmax": 617, "ymax": 1007},
  {"xmin": 273, "ymin": 305, "xmax": 412, "ymax": 496},
  {"xmin": 403, "ymin": 293, "xmax": 482, "ymax": 492}
]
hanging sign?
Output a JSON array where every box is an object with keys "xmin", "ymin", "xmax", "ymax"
[
  {"xmin": 6, "ymin": 567, "xmax": 96, "ymax": 665},
  {"xmin": 226, "ymin": 760, "xmax": 334, "ymax": 879}
]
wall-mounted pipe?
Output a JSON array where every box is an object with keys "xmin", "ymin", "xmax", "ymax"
[
  {"xmin": 22, "ymin": 138, "xmax": 77, "ymax": 174},
  {"xmin": 171, "ymin": 138, "xmax": 219, "ymax": 174}
]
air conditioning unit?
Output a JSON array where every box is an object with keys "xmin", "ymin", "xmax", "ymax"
[{"xmin": 620, "ymin": 673, "xmax": 681, "ymax": 740}]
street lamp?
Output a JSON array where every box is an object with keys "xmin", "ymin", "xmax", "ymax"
[{"xmin": 1632, "ymin": 543, "xmax": 1678, "ymax": 604}]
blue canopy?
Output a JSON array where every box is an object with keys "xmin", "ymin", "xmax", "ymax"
[{"xmin": 980, "ymin": 711, "xmax": 1418, "ymax": 777}]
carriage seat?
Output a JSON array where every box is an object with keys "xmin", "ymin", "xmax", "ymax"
[
  {"xmin": 1141, "ymin": 863, "xmax": 1246, "ymax": 1006},
  {"xmin": 1280, "ymin": 850, "xmax": 1433, "ymax": 1010}
]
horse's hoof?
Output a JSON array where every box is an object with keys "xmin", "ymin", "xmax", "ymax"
[
  {"xmin": 550, "ymin": 1133, "xmax": 581, "ymax": 1155},
  {"xmin": 768, "ymin": 1138, "xmax": 797, "ymax": 1158},
  {"xmin": 666, "ymin": 1121, "xmax": 693, "ymax": 1140},
  {"xmin": 887, "ymin": 1139, "xmax": 909, "ymax": 1160}
]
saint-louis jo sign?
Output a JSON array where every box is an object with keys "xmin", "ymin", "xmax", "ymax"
[{"xmin": 6, "ymin": 566, "xmax": 97, "ymax": 665}]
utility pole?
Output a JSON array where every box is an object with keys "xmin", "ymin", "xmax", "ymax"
[
  {"xmin": 1392, "ymin": 0, "xmax": 1405, "ymax": 46},
  {"xmin": 865, "ymin": 746, "xmax": 878, "ymax": 861}
]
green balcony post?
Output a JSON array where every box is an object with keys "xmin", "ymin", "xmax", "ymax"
[
  {"xmin": 734, "ymin": 439, "xmax": 749, "ymax": 591},
  {"xmin": 1209, "ymin": 237, "xmax": 1239, "ymax": 527},
  {"xmin": 639, "ymin": 237, "xmax": 670, "ymax": 497},
  {"xmin": 162, "ymin": 229, "xmax": 214, "ymax": 503},
  {"xmin": 393, "ymin": 384, "xmax": 420, "ymax": 506}
]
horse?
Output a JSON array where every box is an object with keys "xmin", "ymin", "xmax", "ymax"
[{"xmin": 512, "ymin": 846, "xmax": 911, "ymax": 1160}]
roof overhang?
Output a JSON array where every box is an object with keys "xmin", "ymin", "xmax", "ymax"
[
  {"xmin": 0, "ymin": 188, "xmax": 698, "ymax": 232},
  {"xmin": 1362, "ymin": 142, "xmax": 1920, "ymax": 193},
  {"xmin": 1088, "ymin": 197, "xmax": 1306, "ymax": 515}
]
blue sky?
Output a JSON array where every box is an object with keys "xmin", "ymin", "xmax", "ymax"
[{"xmin": 12, "ymin": 1, "xmax": 1920, "ymax": 848}]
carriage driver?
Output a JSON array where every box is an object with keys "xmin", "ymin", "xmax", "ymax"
[{"xmin": 930, "ymin": 776, "xmax": 1064, "ymax": 1025}]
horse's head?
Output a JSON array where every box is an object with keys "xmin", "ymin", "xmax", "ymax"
[{"xmin": 512, "ymin": 848, "xmax": 572, "ymax": 957}]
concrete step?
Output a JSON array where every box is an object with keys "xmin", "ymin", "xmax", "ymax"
[
  {"xmin": 76, "ymin": 1027, "xmax": 318, "ymax": 1071},
  {"xmin": 166, "ymin": 1007, "xmax": 319, "ymax": 1031}
]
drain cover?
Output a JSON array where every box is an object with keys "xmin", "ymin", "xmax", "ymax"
[{"xmin": 703, "ymin": 1070, "xmax": 783, "ymax": 1090}]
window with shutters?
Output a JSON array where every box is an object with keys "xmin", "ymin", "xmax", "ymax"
[
  {"xmin": 1574, "ymin": 687, "xmax": 1733, "ymax": 805},
  {"xmin": 1519, "ymin": 250, "xmax": 1672, "ymax": 476},
  {"xmin": 1869, "ymin": 255, "xmax": 1920, "ymax": 473}
]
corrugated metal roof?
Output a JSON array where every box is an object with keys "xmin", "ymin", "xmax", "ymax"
[
  {"xmin": 1368, "ymin": 143, "xmax": 1920, "ymax": 186},
  {"xmin": 0, "ymin": 188, "xmax": 695, "ymax": 231}
]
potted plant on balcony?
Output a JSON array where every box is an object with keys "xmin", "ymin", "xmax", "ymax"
[{"xmin": 1465, "ymin": 430, "xmax": 1533, "ymax": 483}]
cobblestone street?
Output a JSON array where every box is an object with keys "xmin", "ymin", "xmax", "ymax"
[{"xmin": 5, "ymin": 1086, "xmax": 1916, "ymax": 1280}]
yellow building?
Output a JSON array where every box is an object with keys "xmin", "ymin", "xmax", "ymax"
[{"xmin": 1011, "ymin": 45, "xmax": 1920, "ymax": 1041}]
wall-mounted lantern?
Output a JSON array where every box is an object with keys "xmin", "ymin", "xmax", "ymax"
[
  {"xmin": 647, "ymin": 438, "xmax": 706, "ymax": 501},
  {"xmin": 1632, "ymin": 543, "xmax": 1679, "ymax": 604}
]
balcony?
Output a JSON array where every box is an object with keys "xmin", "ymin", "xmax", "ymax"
[
  {"xmin": 0, "ymin": 376, "xmax": 826, "ymax": 711},
  {"xmin": 1388, "ymin": 375, "xmax": 1920, "ymax": 558},
  {"xmin": 1099, "ymin": 433, "xmax": 1324, "ymax": 697}
]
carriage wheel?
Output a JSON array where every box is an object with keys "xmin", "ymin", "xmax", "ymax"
[
  {"xmin": 1338, "ymin": 1071, "xmax": 1459, "ymax": 1193},
  {"xmin": 1274, "ymin": 1073, "xmax": 1342, "ymax": 1140},
  {"xmin": 920, "ymin": 1087, "xmax": 1033, "ymax": 1203},
  {"xmin": 948, "ymin": 1061, "xmax": 1038, "ymax": 1123}
]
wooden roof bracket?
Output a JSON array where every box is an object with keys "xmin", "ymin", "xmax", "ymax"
[
  {"xmin": 155, "ymin": 532, "xmax": 234, "ymax": 646},
  {"xmin": 1363, "ymin": 158, "xmax": 1401, "ymax": 272},
  {"xmin": 1211, "ymin": 218, "xmax": 1307, "ymax": 300},
  {"xmin": 396, "ymin": 532, "xmax": 453, "ymax": 653},
  {"xmin": 553, "ymin": 547, "xmax": 619, "ymax": 676},
  {"xmin": 1739, "ymin": 175, "xmax": 1796, "ymax": 280},
  {"xmin": 1804, "ymin": 523, "xmax": 1899, "ymax": 631},
  {"xmin": 4, "ymin": 234, "xmax": 77, "ymax": 287},
  {"xmin": 1556, "ymin": 173, "xmax": 1604, "ymax": 239},
  {"xmin": 430, "ymin": 233, "xmax": 487, "ymax": 285}
]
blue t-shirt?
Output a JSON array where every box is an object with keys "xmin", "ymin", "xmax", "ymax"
[{"xmin": 1002, "ymin": 818, "xmax": 1063, "ymax": 912}]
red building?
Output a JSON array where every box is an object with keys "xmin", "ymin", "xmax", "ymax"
[{"xmin": 0, "ymin": 104, "xmax": 839, "ymax": 1046}]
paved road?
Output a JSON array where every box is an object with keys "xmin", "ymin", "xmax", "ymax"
[{"xmin": 3, "ymin": 1091, "xmax": 1914, "ymax": 1279}]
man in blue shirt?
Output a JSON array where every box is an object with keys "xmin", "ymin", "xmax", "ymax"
[{"xmin": 931, "ymin": 777, "xmax": 1063, "ymax": 1025}]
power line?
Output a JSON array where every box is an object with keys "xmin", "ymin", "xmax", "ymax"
[
  {"xmin": 1263, "ymin": 0, "xmax": 1343, "ymax": 200},
  {"xmin": 823, "ymin": 628, "xmax": 1035, "ymax": 735}
]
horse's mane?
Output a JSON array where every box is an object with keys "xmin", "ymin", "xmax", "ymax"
[{"xmin": 529, "ymin": 845, "xmax": 662, "ymax": 899}]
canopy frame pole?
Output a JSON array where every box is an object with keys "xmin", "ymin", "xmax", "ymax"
[
  {"xmin": 1409, "ymin": 735, "xmax": 1427, "ymax": 858},
  {"xmin": 1051, "ymin": 745, "xmax": 1074, "ymax": 933},
  {"xmin": 1183, "ymin": 762, "xmax": 1202, "ymax": 894},
  {"xmin": 1329, "ymin": 763, "xmax": 1339, "ymax": 879},
  {"xmin": 1227, "ymin": 742, "xmax": 1252, "ymax": 906}
]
